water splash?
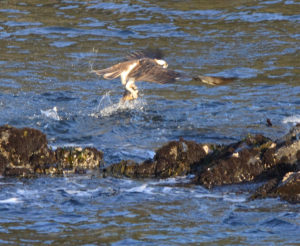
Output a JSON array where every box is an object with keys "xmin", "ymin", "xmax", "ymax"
[
  {"xmin": 90, "ymin": 91, "xmax": 146, "ymax": 117},
  {"xmin": 40, "ymin": 106, "xmax": 61, "ymax": 121},
  {"xmin": 283, "ymin": 115, "xmax": 300, "ymax": 124},
  {"xmin": 0, "ymin": 197, "xmax": 22, "ymax": 204}
]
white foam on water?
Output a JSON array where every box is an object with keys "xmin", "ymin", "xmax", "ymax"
[
  {"xmin": 41, "ymin": 106, "xmax": 61, "ymax": 121},
  {"xmin": 194, "ymin": 192, "xmax": 247, "ymax": 203},
  {"xmin": 49, "ymin": 143, "xmax": 94, "ymax": 150},
  {"xmin": 194, "ymin": 193, "xmax": 225, "ymax": 199},
  {"xmin": 153, "ymin": 175, "xmax": 195, "ymax": 185},
  {"xmin": 125, "ymin": 184, "xmax": 154, "ymax": 194},
  {"xmin": 282, "ymin": 115, "xmax": 300, "ymax": 124},
  {"xmin": 120, "ymin": 149, "xmax": 155, "ymax": 160},
  {"xmin": 223, "ymin": 194, "xmax": 247, "ymax": 203},
  {"xmin": 90, "ymin": 92, "xmax": 146, "ymax": 118},
  {"xmin": 64, "ymin": 189, "xmax": 92, "ymax": 197},
  {"xmin": 16, "ymin": 188, "xmax": 40, "ymax": 200},
  {"xmin": 0, "ymin": 197, "xmax": 22, "ymax": 204}
]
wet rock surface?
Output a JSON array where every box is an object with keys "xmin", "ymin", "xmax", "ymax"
[
  {"xmin": 0, "ymin": 125, "xmax": 103, "ymax": 177},
  {"xmin": 0, "ymin": 124, "xmax": 299, "ymax": 203},
  {"xmin": 106, "ymin": 125, "xmax": 300, "ymax": 203},
  {"xmin": 105, "ymin": 139, "xmax": 212, "ymax": 179},
  {"xmin": 55, "ymin": 147, "xmax": 103, "ymax": 175},
  {"xmin": 251, "ymin": 171, "xmax": 300, "ymax": 204},
  {"xmin": 0, "ymin": 125, "xmax": 55, "ymax": 177},
  {"xmin": 275, "ymin": 171, "xmax": 300, "ymax": 204},
  {"xmin": 194, "ymin": 134, "xmax": 275, "ymax": 188}
]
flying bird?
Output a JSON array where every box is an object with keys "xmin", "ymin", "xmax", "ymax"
[
  {"xmin": 92, "ymin": 48, "xmax": 237, "ymax": 101},
  {"xmin": 91, "ymin": 48, "xmax": 181, "ymax": 101}
]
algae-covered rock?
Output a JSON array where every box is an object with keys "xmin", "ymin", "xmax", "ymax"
[
  {"xmin": 153, "ymin": 139, "xmax": 212, "ymax": 178},
  {"xmin": 194, "ymin": 134, "xmax": 275, "ymax": 188},
  {"xmin": 55, "ymin": 147, "xmax": 103, "ymax": 175},
  {"xmin": 251, "ymin": 172, "xmax": 300, "ymax": 203},
  {"xmin": 0, "ymin": 125, "xmax": 55, "ymax": 177},
  {"xmin": 106, "ymin": 139, "xmax": 212, "ymax": 178},
  {"xmin": 0, "ymin": 125, "xmax": 103, "ymax": 177},
  {"xmin": 250, "ymin": 125, "xmax": 300, "ymax": 203},
  {"xmin": 276, "ymin": 171, "xmax": 300, "ymax": 203}
]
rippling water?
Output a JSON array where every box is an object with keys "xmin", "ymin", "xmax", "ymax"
[{"xmin": 0, "ymin": 0, "xmax": 300, "ymax": 244}]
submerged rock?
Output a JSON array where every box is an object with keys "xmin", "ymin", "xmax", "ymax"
[
  {"xmin": 106, "ymin": 139, "xmax": 213, "ymax": 178},
  {"xmin": 0, "ymin": 125, "xmax": 103, "ymax": 177}
]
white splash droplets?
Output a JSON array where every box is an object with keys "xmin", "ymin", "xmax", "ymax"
[
  {"xmin": 90, "ymin": 92, "xmax": 146, "ymax": 118},
  {"xmin": 41, "ymin": 106, "xmax": 61, "ymax": 121},
  {"xmin": 282, "ymin": 115, "xmax": 300, "ymax": 124}
]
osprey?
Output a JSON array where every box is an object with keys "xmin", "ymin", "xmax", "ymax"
[
  {"xmin": 92, "ymin": 48, "xmax": 236, "ymax": 101},
  {"xmin": 91, "ymin": 48, "xmax": 180, "ymax": 101}
]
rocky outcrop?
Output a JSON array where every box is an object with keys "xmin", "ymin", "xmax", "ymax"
[
  {"xmin": 105, "ymin": 139, "xmax": 213, "ymax": 178},
  {"xmin": 251, "ymin": 171, "xmax": 300, "ymax": 204},
  {"xmin": 55, "ymin": 147, "xmax": 103, "ymax": 175},
  {"xmin": 0, "ymin": 124, "xmax": 299, "ymax": 203},
  {"xmin": 0, "ymin": 125, "xmax": 55, "ymax": 177},
  {"xmin": 0, "ymin": 125, "xmax": 103, "ymax": 177},
  {"xmin": 250, "ymin": 125, "xmax": 300, "ymax": 203},
  {"xmin": 105, "ymin": 124, "xmax": 300, "ymax": 203},
  {"xmin": 275, "ymin": 171, "xmax": 300, "ymax": 204},
  {"xmin": 194, "ymin": 134, "xmax": 276, "ymax": 188}
]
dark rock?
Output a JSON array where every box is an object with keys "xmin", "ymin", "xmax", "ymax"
[
  {"xmin": 250, "ymin": 178, "xmax": 280, "ymax": 200},
  {"xmin": 250, "ymin": 125, "xmax": 300, "ymax": 203},
  {"xmin": 0, "ymin": 125, "xmax": 103, "ymax": 177},
  {"xmin": 106, "ymin": 139, "xmax": 212, "ymax": 178},
  {"xmin": 105, "ymin": 160, "xmax": 141, "ymax": 178},
  {"xmin": 0, "ymin": 125, "xmax": 55, "ymax": 177},
  {"xmin": 194, "ymin": 134, "xmax": 275, "ymax": 188},
  {"xmin": 153, "ymin": 139, "xmax": 211, "ymax": 178},
  {"xmin": 275, "ymin": 171, "xmax": 300, "ymax": 203},
  {"xmin": 251, "ymin": 172, "xmax": 300, "ymax": 203},
  {"xmin": 55, "ymin": 147, "xmax": 103, "ymax": 175}
]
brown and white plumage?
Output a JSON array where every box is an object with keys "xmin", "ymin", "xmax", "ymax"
[
  {"xmin": 92, "ymin": 49, "xmax": 181, "ymax": 101},
  {"xmin": 92, "ymin": 48, "xmax": 237, "ymax": 101}
]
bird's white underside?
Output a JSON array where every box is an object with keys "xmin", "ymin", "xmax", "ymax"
[
  {"xmin": 121, "ymin": 62, "xmax": 138, "ymax": 85},
  {"xmin": 102, "ymin": 59, "xmax": 169, "ymax": 100}
]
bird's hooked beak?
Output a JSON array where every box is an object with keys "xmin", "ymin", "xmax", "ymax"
[{"xmin": 155, "ymin": 59, "xmax": 168, "ymax": 68}]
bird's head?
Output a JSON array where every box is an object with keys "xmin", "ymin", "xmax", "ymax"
[{"xmin": 155, "ymin": 59, "xmax": 168, "ymax": 68}]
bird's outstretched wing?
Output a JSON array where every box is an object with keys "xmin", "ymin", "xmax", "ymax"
[
  {"xmin": 91, "ymin": 60, "xmax": 133, "ymax": 80},
  {"xmin": 129, "ymin": 59, "xmax": 181, "ymax": 84},
  {"xmin": 125, "ymin": 47, "xmax": 164, "ymax": 61},
  {"xmin": 194, "ymin": 75, "xmax": 236, "ymax": 85}
]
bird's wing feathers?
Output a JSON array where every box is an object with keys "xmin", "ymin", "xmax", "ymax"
[
  {"xmin": 125, "ymin": 48, "xmax": 164, "ymax": 61},
  {"xmin": 92, "ymin": 61, "xmax": 132, "ymax": 80},
  {"xmin": 129, "ymin": 59, "xmax": 180, "ymax": 84}
]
